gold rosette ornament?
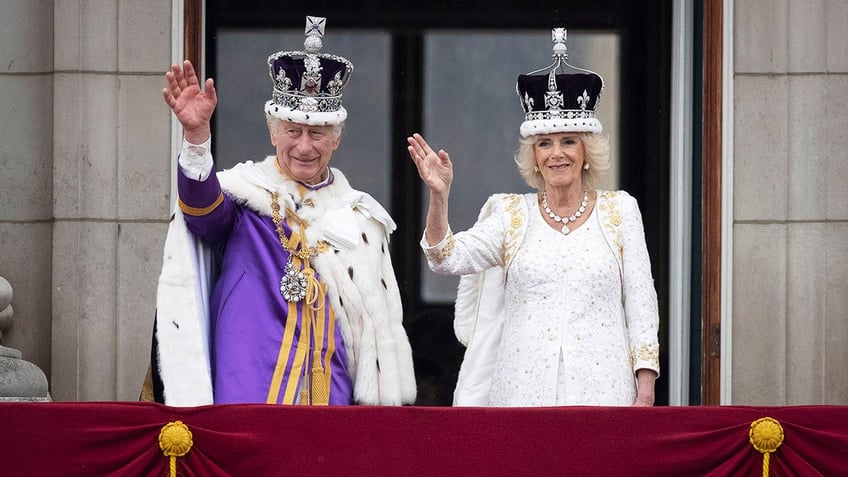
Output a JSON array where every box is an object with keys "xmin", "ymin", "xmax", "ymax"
[
  {"xmin": 748, "ymin": 417, "xmax": 784, "ymax": 477},
  {"xmin": 159, "ymin": 421, "xmax": 194, "ymax": 477}
]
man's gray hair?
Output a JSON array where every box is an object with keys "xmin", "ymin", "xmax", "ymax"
[{"xmin": 265, "ymin": 114, "xmax": 345, "ymax": 138}]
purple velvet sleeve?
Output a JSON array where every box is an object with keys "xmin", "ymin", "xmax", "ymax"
[{"xmin": 177, "ymin": 165, "xmax": 236, "ymax": 243}]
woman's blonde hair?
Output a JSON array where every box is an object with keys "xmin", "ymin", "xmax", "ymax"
[{"xmin": 514, "ymin": 132, "xmax": 610, "ymax": 190}]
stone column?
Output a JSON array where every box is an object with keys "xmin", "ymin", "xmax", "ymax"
[{"xmin": 0, "ymin": 276, "xmax": 50, "ymax": 401}]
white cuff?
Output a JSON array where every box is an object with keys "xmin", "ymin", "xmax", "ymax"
[
  {"xmin": 419, "ymin": 229, "xmax": 453, "ymax": 251},
  {"xmin": 179, "ymin": 137, "xmax": 214, "ymax": 181}
]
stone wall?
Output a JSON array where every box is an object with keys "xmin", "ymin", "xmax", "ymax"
[
  {"xmin": 49, "ymin": 0, "xmax": 173, "ymax": 401},
  {"xmin": 731, "ymin": 0, "xmax": 848, "ymax": 404},
  {"xmin": 0, "ymin": 0, "xmax": 174, "ymax": 401},
  {"xmin": 0, "ymin": 0, "xmax": 56, "ymax": 388}
]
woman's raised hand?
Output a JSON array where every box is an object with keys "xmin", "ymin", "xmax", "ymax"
[
  {"xmin": 162, "ymin": 60, "xmax": 217, "ymax": 144},
  {"xmin": 407, "ymin": 133, "xmax": 453, "ymax": 196}
]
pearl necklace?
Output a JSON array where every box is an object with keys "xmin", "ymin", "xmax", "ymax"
[{"xmin": 541, "ymin": 190, "xmax": 589, "ymax": 235}]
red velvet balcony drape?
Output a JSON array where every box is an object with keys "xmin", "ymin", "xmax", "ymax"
[{"xmin": 1, "ymin": 403, "xmax": 846, "ymax": 476}]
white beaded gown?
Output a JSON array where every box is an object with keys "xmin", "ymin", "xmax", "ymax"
[
  {"xmin": 491, "ymin": 198, "xmax": 635, "ymax": 406},
  {"xmin": 421, "ymin": 191, "xmax": 660, "ymax": 407}
]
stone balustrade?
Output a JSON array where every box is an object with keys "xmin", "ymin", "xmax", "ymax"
[{"xmin": 0, "ymin": 276, "xmax": 50, "ymax": 401}]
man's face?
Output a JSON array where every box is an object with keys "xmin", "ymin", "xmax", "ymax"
[{"xmin": 270, "ymin": 120, "xmax": 341, "ymax": 184}]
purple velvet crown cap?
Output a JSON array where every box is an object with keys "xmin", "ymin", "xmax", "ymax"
[{"xmin": 264, "ymin": 16, "xmax": 353, "ymax": 126}]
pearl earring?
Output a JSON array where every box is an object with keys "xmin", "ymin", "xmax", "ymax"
[
  {"xmin": 583, "ymin": 163, "xmax": 590, "ymax": 170},
  {"xmin": 534, "ymin": 166, "xmax": 540, "ymax": 172}
]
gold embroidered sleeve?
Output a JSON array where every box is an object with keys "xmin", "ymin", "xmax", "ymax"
[
  {"xmin": 502, "ymin": 194, "xmax": 524, "ymax": 265},
  {"xmin": 422, "ymin": 230, "xmax": 456, "ymax": 265},
  {"xmin": 631, "ymin": 343, "xmax": 660, "ymax": 372},
  {"xmin": 598, "ymin": 191, "xmax": 623, "ymax": 257}
]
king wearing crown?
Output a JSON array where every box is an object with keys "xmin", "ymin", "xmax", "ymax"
[{"xmin": 150, "ymin": 16, "xmax": 416, "ymax": 407}]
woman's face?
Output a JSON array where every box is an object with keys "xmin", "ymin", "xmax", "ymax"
[
  {"xmin": 270, "ymin": 120, "xmax": 340, "ymax": 185},
  {"xmin": 533, "ymin": 132, "xmax": 585, "ymax": 189}
]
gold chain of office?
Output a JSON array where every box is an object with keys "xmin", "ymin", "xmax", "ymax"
[{"xmin": 269, "ymin": 192, "xmax": 329, "ymax": 260}]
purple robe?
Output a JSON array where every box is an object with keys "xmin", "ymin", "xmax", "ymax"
[{"xmin": 178, "ymin": 167, "xmax": 353, "ymax": 405}]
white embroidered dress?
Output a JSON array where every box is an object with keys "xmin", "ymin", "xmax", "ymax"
[
  {"xmin": 422, "ymin": 191, "xmax": 659, "ymax": 407},
  {"xmin": 494, "ymin": 196, "xmax": 633, "ymax": 405}
]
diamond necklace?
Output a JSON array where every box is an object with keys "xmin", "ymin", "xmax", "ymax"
[{"xmin": 541, "ymin": 190, "xmax": 589, "ymax": 235}]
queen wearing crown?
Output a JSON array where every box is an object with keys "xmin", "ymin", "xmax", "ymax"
[
  {"xmin": 151, "ymin": 16, "xmax": 416, "ymax": 406},
  {"xmin": 408, "ymin": 28, "xmax": 659, "ymax": 407}
]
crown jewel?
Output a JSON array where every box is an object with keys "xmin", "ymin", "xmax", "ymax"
[
  {"xmin": 516, "ymin": 28, "xmax": 605, "ymax": 137},
  {"xmin": 264, "ymin": 16, "xmax": 353, "ymax": 126}
]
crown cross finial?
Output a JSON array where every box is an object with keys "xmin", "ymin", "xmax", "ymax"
[
  {"xmin": 304, "ymin": 16, "xmax": 326, "ymax": 53},
  {"xmin": 305, "ymin": 16, "xmax": 326, "ymax": 37},
  {"xmin": 552, "ymin": 28, "xmax": 568, "ymax": 60}
]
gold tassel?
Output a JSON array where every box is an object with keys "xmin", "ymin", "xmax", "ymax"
[{"xmin": 311, "ymin": 366, "xmax": 329, "ymax": 405}]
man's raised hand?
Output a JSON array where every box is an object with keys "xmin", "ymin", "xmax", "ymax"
[{"xmin": 162, "ymin": 60, "xmax": 217, "ymax": 144}]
